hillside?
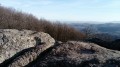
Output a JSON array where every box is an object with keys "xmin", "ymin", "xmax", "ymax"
[{"xmin": 0, "ymin": 5, "xmax": 85, "ymax": 42}]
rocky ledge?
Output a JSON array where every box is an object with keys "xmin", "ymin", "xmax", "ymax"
[
  {"xmin": 0, "ymin": 29, "xmax": 120, "ymax": 67},
  {"xmin": 0, "ymin": 29, "xmax": 55, "ymax": 63}
]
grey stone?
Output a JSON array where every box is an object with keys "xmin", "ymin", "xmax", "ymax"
[
  {"xmin": 1, "ymin": 29, "xmax": 120, "ymax": 67},
  {"xmin": 0, "ymin": 29, "xmax": 55, "ymax": 63},
  {"xmin": 33, "ymin": 41, "xmax": 120, "ymax": 67},
  {"xmin": 7, "ymin": 43, "xmax": 55, "ymax": 67}
]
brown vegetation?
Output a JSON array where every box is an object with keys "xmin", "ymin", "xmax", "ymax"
[{"xmin": 0, "ymin": 5, "xmax": 85, "ymax": 41}]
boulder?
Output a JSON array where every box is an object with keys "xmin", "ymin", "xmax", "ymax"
[{"xmin": 0, "ymin": 29, "xmax": 55, "ymax": 63}]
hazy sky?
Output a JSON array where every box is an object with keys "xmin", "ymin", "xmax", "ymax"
[{"xmin": 0, "ymin": 0, "xmax": 120, "ymax": 22}]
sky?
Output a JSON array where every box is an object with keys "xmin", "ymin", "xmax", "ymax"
[{"xmin": 0, "ymin": 0, "xmax": 120, "ymax": 22}]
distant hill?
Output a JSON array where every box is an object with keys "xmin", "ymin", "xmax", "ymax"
[{"xmin": 69, "ymin": 22, "xmax": 120, "ymax": 40}]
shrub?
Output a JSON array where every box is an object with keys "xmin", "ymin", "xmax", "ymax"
[{"xmin": 0, "ymin": 5, "xmax": 85, "ymax": 42}]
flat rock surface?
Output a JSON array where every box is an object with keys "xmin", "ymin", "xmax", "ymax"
[
  {"xmin": 33, "ymin": 41, "xmax": 120, "ymax": 67},
  {"xmin": 0, "ymin": 29, "xmax": 55, "ymax": 63}
]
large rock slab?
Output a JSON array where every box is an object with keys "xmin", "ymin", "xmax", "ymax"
[
  {"xmin": 33, "ymin": 41, "xmax": 120, "ymax": 67},
  {"xmin": 0, "ymin": 29, "xmax": 55, "ymax": 63},
  {"xmin": 1, "ymin": 29, "xmax": 120, "ymax": 67}
]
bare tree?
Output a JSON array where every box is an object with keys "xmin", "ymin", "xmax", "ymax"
[
  {"xmin": 0, "ymin": 5, "xmax": 85, "ymax": 42},
  {"xmin": 82, "ymin": 25, "xmax": 98, "ymax": 38}
]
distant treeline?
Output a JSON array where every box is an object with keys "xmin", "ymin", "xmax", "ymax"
[{"xmin": 0, "ymin": 5, "xmax": 85, "ymax": 41}]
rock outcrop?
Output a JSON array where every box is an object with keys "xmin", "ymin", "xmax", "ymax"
[
  {"xmin": 2, "ymin": 41, "xmax": 120, "ymax": 67},
  {"xmin": 33, "ymin": 41, "xmax": 120, "ymax": 67},
  {"xmin": 0, "ymin": 29, "xmax": 120, "ymax": 67},
  {"xmin": 0, "ymin": 29, "xmax": 55, "ymax": 63}
]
